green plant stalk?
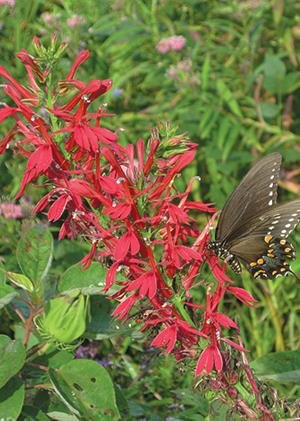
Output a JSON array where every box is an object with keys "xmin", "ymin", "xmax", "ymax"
[{"xmin": 265, "ymin": 280, "xmax": 285, "ymax": 352}]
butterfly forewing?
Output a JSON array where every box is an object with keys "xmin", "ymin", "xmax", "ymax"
[{"xmin": 216, "ymin": 153, "xmax": 282, "ymax": 243}]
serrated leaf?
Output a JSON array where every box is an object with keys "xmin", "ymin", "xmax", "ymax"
[
  {"xmin": 49, "ymin": 359, "xmax": 120, "ymax": 420},
  {"xmin": 0, "ymin": 377, "xmax": 25, "ymax": 420},
  {"xmin": 0, "ymin": 335, "xmax": 26, "ymax": 388}
]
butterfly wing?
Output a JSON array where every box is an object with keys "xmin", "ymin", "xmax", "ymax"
[
  {"xmin": 228, "ymin": 199, "xmax": 300, "ymax": 247},
  {"xmin": 216, "ymin": 153, "xmax": 282, "ymax": 243},
  {"xmin": 228, "ymin": 200, "xmax": 300, "ymax": 278}
]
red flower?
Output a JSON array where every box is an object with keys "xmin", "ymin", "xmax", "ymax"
[
  {"xmin": 195, "ymin": 345, "xmax": 223, "ymax": 375},
  {"xmin": 113, "ymin": 229, "xmax": 140, "ymax": 261},
  {"xmin": 151, "ymin": 325, "xmax": 177, "ymax": 353},
  {"xmin": 112, "ymin": 294, "xmax": 137, "ymax": 320},
  {"xmin": 126, "ymin": 270, "xmax": 157, "ymax": 299}
]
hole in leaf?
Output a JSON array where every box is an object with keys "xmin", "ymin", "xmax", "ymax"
[
  {"xmin": 73, "ymin": 383, "xmax": 83, "ymax": 391},
  {"xmin": 104, "ymin": 408, "xmax": 115, "ymax": 416},
  {"xmin": 90, "ymin": 377, "xmax": 96, "ymax": 383}
]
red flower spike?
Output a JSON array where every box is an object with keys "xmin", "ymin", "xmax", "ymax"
[{"xmin": 0, "ymin": 47, "xmax": 263, "ymax": 404}]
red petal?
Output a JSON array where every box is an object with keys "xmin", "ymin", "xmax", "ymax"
[
  {"xmin": 48, "ymin": 194, "xmax": 70, "ymax": 222},
  {"xmin": 226, "ymin": 286, "xmax": 256, "ymax": 306},
  {"xmin": 214, "ymin": 312, "xmax": 238, "ymax": 329},
  {"xmin": 213, "ymin": 346, "xmax": 223, "ymax": 372}
]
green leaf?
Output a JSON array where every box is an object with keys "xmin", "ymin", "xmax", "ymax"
[
  {"xmin": 58, "ymin": 262, "xmax": 106, "ymax": 294},
  {"xmin": 209, "ymin": 399, "xmax": 234, "ymax": 421},
  {"xmin": 33, "ymin": 349, "xmax": 74, "ymax": 370},
  {"xmin": 216, "ymin": 80, "xmax": 242, "ymax": 117},
  {"xmin": 0, "ymin": 377, "xmax": 25, "ymax": 420},
  {"xmin": 260, "ymin": 102, "xmax": 281, "ymax": 119},
  {"xmin": 201, "ymin": 55, "xmax": 210, "ymax": 90},
  {"xmin": 49, "ymin": 359, "xmax": 120, "ymax": 420},
  {"xmin": 251, "ymin": 351, "xmax": 300, "ymax": 383},
  {"xmin": 0, "ymin": 291, "xmax": 17, "ymax": 309},
  {"xmin": 281, "ymin": 72, "xmax": 300, "ymax": 94},
  {"xmin": 0, "ymin": 275, "xmax": 17, "ymax": 309},
  {"xmin": 16, "ymin": 224, "xmax": 53, "ymax": 285},
  {"xmin": 264, "ymin": 55, "xmax": 286, "ymax": 79},
  {"xmin": 6, "ymin": 271, "xmax": 34, "ymax": 292},
  {"xmin": 21, "ymin": 405, "xmax": 50, "ymax": 421},
  {"xmin": 262, "ymin": 55, "xmax": 286, "ymax": 94},
  {"xmin": 0, "ymin": 335, "xmax": 26, "ymax": 388},
  {"xmin": 86, "ymin": 295, "xmax": 134, "ymax": 340}
]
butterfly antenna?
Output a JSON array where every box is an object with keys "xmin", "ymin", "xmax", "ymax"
[{"xmin": 289, "ymin": 270, "xmax": 300, "ymax": 281}]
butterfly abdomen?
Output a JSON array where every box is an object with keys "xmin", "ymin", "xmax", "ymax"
[{"xmin": 208, "ymin": 241, "xmax": 241, "ymax": 273}]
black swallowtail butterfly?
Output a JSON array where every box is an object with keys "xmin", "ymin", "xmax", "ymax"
[{"xmin": 208, "ymin": 153, "xmax": 300, "ymax": 280}]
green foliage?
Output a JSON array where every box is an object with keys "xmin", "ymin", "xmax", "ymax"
[
  {"xmin": 0, "ymin": 0, "xmax": 300, "ymax": 418},
  {"xmin": 49, "ymin": 359, "xmax": 120, "ymax": 420}
]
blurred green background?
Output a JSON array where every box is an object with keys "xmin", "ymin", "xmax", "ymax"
[{"xmin": 0, "ymin": 0, "xmax": 300, "ymax": 417}]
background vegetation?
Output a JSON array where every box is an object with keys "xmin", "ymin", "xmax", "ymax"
[{"xmin": 0, "ymin": 0, "xmax": 299, "ymax": 419}]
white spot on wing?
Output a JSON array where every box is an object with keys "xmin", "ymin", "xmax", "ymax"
[{"xmin": 268, "ymin": 199, "xmax": 273, "ymax": 206}]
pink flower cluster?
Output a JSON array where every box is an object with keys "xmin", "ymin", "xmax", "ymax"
[
  {"xmin": 0, "ymin": 0, "xmax": 15, "ymax": 6},
  {"xmin": 0, "ymin": 203, "xmax": 23, "ymax": 219},
  {"xmin": 67, "ymin": 15, "xmax": 85, "ymax": 28},
  {"xmin": 156, "ymin": 35, "xmax": 186, "ymax": 54}
]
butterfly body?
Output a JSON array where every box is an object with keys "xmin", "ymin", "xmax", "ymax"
[
  {"xmin": 209, "ymin": 153, "xmax": 300, "ymax": 280},
  {"xmin": 208, "ymin": 241, "xmax": 241, "ymax": 273}
]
